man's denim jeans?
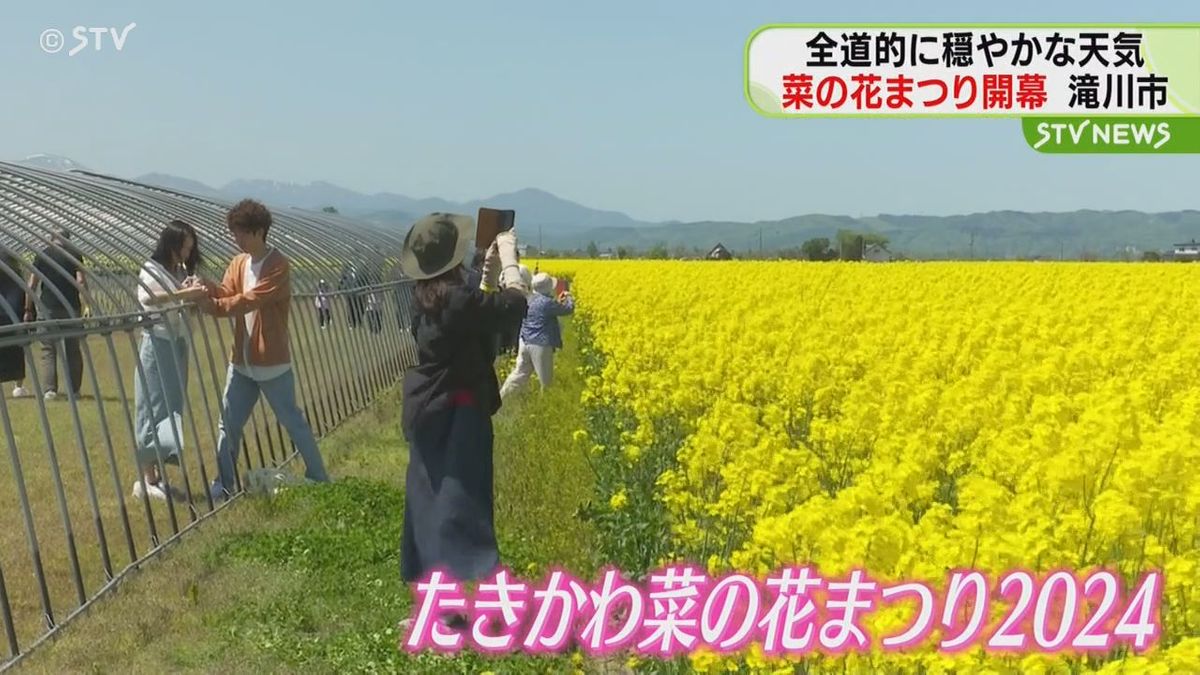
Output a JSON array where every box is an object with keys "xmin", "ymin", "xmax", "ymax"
[{"xmin": 213, "ymin": 366, "xmax": 328, "ymax": 495}]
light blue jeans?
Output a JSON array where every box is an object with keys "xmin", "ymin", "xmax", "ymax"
[
  {"xmin": 133, "ymin": 333, "xmax": 189, "ymax": 466},
  {"xmin": 213, "ymin": 366, "xmax": 329, "ymax": 495}
]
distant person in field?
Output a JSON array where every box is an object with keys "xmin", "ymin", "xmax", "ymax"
[
  {"xmin": 340, "ymin": 263, "xmax": 365, "ymax": 329},
  {"xmin": 190, "ymin": 199, "xmax": 330, "ymax": 501},
  {"xmin": 1, "ymin": 247, "xmax": 31, "ymax": 399},
  {"xmin": 499, "ymin": 272, "xmax": 574, "ymax": 399},
  {"xmin": 130, "ymin": 220, "xmax": 210, "ymax": 501},
  {"xmin": 467, "ymin": 257, "xmax": 531, "ymax": 362},
  {"xmin": 25, "ymin": 229, "xmax": 88, "ymax": 400},
  {"xmin": 367, "ymin": 291, "xmax": 382, "ymax": 334},
  {"xmin": 470, "ymin": 248, "xmax": 526, "ymax": 358},
  {"xmin": 316, "ymin": 279, "xmax": 332, "ymax": 329},
  {"xmin": 395, "ymin": 213, "xmax": 529, "ymax": 636}
]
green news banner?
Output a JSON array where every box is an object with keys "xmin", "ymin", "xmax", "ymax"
[{"xmin": 1022, "ymin": 117, "xmax": 1200, "ymax": 153}]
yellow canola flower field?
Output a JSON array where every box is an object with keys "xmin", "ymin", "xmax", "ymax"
[{"xmin": 543, "ymin": 259, "xmax": 1200, "ymax": 674}]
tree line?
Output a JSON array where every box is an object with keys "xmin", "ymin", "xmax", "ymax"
[{"xmin": 534, "ymin": 230, "xmax": 893, "ymax": 261}]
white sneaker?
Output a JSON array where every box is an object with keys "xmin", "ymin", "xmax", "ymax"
[
  {"xmin": 43, "ymin": 390, "xmax": 57, "ymax": 401},
  {"xmin": 132, "ymin": 480, "xmax": 168, "ymax": 501},
  {"xmin": 11, "ymin": 387, "xmax": 29, "ymax": 398}
]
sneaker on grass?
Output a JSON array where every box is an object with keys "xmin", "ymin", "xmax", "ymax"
[{"xmin": 132, "ymin": 480, "xmax": 168, "ymax": 501}]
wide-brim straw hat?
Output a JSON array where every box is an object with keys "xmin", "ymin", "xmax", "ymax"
[{"xmin": 399, "ymin": 213, "xmax": 476, "ymax": 280}]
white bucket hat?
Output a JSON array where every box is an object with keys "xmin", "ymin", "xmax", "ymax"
[{"xmin": 531, "ymin": 272, "xmax": 555, "ymax": 297}]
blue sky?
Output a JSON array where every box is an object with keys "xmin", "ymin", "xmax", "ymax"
[{"xmin": 0, "ymin": 1, "xmax": 1196, "ymax": 223}]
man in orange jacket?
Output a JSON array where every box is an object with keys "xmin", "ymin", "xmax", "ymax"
[{"xmin": 192, "ymin": 199, "xmax": 330, "ymax": 501}]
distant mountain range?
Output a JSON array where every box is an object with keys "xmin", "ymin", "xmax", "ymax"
[{"xmin": 11, "ymin": 154, "xmax": 1199, "ymax": 259}]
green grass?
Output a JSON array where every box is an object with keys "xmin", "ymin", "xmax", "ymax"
[
  {"xmin": 11, "ymin": 324, "xmax": 606, "ymax": 674},
  {"xmin": 0, "ymin": 303, "xmax": 413, "ymax": 659}
]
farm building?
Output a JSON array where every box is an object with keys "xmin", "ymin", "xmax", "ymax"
[
  {"xmin": 707, "ymin": 243, "xmax": 733, "ymax": 260},
  {"xmin": 863, "ymin": 243, "xmax": 893, "ymax": 262},
  {"xmin": 1172, "ymin": 240, "xmax": 1200, "ymax": 261}
]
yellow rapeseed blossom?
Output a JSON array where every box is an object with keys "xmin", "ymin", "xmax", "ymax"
[
  {"xmin": 609, "ymin": 488, "xmax": 629, "ymax": 510},
  {"xmin": 543, "ymin": 260, "xmax": 1200, "ymax": 673}
]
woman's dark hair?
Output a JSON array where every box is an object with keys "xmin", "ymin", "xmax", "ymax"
[
  {"xmin": 414, "ymin": 265, "xmax": 465, "ymax": 318},
  {"xmin": 151, "ymin": 220, "xmax": 203, "ymax": 275}
]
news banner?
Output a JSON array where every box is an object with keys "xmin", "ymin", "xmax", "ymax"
[
  {"xmin": 400, "ymin": 565, "xmax": 1162, "ymax": 657},
  {"xmin": 744, "ymin": 24, "xmax": 1200, "ymax": 153}
]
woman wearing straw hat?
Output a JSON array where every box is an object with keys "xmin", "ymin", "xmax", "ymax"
[{"xmin": 396, "ymin": 212, "xmax": 529, "ymax": 635}]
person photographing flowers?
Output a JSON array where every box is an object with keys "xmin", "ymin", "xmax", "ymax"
[
  {"xmin": 499, "ymin": 272, "xmax": 574, "ymax": 399},
  {"xmin": 396, "ymin": 213, "xmax": 529, "ymax": 637}
]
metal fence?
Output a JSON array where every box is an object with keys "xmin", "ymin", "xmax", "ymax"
[{"xmin": 0, "ymin": 162, "xmax": 419, "ymax": 669}]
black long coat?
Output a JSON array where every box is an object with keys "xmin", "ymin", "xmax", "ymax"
[
  {"xmin": 400, "ymin": 282, "xmax": 526, "ymax": 583},
  {"xmin": 0, "ymin": 272, "xmax": 27, "ymax": 382}
]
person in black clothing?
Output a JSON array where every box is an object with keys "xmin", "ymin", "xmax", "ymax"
[
  {"xmin": 464, "ymin": 248, "xmax": 486, "ymax": 291},
  {"xmin": 315, "ymin": 279, "xmax": 332, "ymax": 329},
  {"xmin": 395, "ymin": 213, "xmax": 529, "ymax": 638},
  {"xmin": 340, "ymin": 264, "xmax": 366, "ymax": 329},
  {"xmin": 25, "ymin": 229, "xmax": 88, "ymax": 399},
  {"xmin": 465, "ymin": 251, "xmax": 530, "ymax": 363},
  {"xmin": 0, "ymin": 247, "xmax": 31, "ymax": 398}
]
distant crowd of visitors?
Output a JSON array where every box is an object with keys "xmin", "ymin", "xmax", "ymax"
[
  {"xmin": 0, "ymin": 229, "xmax": 88, "ymax": 400},
  {"xmin": 313, "ymin": 265, "xmax": 386, "ymax": 333}
]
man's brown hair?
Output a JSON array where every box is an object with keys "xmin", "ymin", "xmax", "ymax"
[{"xmin": 227, "ymin": 199, "xmax": 272, "ymax": 241}]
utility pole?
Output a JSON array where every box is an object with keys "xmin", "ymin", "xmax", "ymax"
[{"xmin": 759, "ymin": 228, "xmax": 763, "ymax": 258}]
